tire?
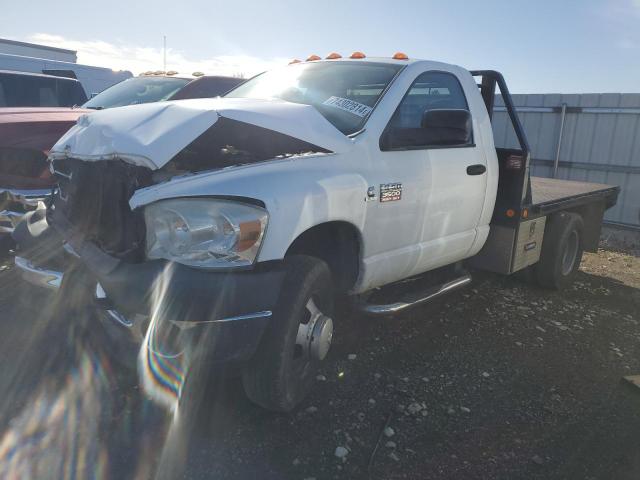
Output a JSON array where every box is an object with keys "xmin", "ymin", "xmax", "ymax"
[
  {"xmin": 535, "ymin": 212, "xmax": 584, "ymax": 289},
  {"xmin": 242, "ymin": 255, "xmax": 334, "ymax": 412}
]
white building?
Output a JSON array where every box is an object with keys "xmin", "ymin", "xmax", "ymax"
[
  {"xmin": 0, "ymin": 38, "xmax": 77, "ymax": 63},
  {"xmin": 0, "ymin": 38, "xmax": 131, "ymax": 96}
]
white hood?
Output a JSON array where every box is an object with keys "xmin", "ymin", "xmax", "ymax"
[{"xmin": 50, "ymin": 97, "xmax": 353, "ymax": 169}]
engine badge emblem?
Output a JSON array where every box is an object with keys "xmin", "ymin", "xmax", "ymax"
[{"xmin": 380, "ymin": 183, "xmax": 402, "ymax": 203}]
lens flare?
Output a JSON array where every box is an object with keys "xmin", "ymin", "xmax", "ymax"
[{"xmin": 138, "ymin": 262, "xmax": 187, "ymax": 414}]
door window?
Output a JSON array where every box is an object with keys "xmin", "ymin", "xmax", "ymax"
[{"xmin": 381, "ymin": 71, "xmax": 473, "ymax": 150}]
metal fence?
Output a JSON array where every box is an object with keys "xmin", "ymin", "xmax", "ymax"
[{"xmin": 493, "ymin": 93, "xmax": 640, "ymax": 229}]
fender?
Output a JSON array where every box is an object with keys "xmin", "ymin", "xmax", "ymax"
[{"xmin": 129, "ymin": 151, "xmax": 370, "ymax": 262}]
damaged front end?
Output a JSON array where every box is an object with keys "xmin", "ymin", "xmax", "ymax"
[
  {"xmin": 11, "ymin": 96, "xmax": 351, "ymax": 411},
  {"xmin": 12, "ymin": 107, "xmax": 342, "ymax": 380}
]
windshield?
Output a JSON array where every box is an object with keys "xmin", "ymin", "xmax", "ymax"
[
  {"xmin": 83, "ymin": 76, "xmax": 190, "ymax": 109},
  {"xmin": 225, "ymin": 61, "xmax": 403, "ymax": 134}
]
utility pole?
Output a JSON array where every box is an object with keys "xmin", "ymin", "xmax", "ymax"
[{"xmin": 163, "ymin": 35, "xmax": 167, "ymax": 71}]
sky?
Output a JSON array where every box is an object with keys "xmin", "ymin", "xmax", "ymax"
[{"xmin": 2, "ymin": 0, "xmax": 640, "ymax": 93}]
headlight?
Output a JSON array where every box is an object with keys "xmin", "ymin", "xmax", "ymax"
[{"xmin": 144, "ymin": 198, "xmax": 268, "ymax": 269}]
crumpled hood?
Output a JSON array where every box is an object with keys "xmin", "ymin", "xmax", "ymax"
[{"xmin": 49, "ymin": 97, "xmax": 352, "ymax": 169}]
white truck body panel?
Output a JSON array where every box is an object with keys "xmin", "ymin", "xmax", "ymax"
[{"xmin": 52, "ymin": 58, "xmax": 500, "ymax": 294}]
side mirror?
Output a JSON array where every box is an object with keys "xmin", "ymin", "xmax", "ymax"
[
  {"xmin": 381, "ymin": 109, "xmax": 472, "ymax": 150},
  {"xmin": 420, "ymin": 109, "xmax": 472, "ymax": 146}
]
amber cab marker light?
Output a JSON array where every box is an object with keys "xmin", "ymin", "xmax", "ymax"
[
  {"xmin": 392, "ymin": 52, "xmax": 409, "ymax": 60},
  {"xmin": 306, "ymin": 54, "xmax": 321, "ymax": 61},
  {"xmin": 522, "ymin": 208, "xmax": 529, "ymax": 219},
  {"xmin": 350, "ymin": 51, "xmax": 366, "ymax": 59},
  {"xmin": 326, "ymin": 52, "xmax": 342, "ymax": 59},
  {"xmin": 506, "ymin": 209, "xmax": 516, "ymax": 218},
  {"xmin": 289, "ymin": 59, "xmax": 302, "ymax": 64}
]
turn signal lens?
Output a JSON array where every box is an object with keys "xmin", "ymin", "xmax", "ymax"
[
  {"xmin": 522, "ymin": 208, "xmax": 529, "ymax": 219},
  {"xmin": 506, "ymin": 209, "xmax": 516, "ymax": 218},
  {"xmin": 392, "ymin": 52, "xmax": 409, "ymax": 60},
  {"xmin": 238, "ymin": 220, "xmax": 263, "ymax": 252},
  {"xmin": 326, "ymin": 52, "xmax": 342, "ymax": 59},
  {"xmin": 350, "ymin": 51, "xmax": 366, "ymax": 59},
  {"xmin": 306, "ymin": 54, "xmax": 321, "ymax": 61},
  {"xmin": 289, "ymin": 59, "xmax": 301, "ymax": 64}
]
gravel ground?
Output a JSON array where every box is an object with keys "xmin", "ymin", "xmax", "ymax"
[{"xmin": 0, "ymin": 244, "xmax": 638, "ymax": 479}]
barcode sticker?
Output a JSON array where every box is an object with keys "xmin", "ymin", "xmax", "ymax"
[{"xmin": 322, "ymin": 96, "xmax": 373, "ymax": 117}]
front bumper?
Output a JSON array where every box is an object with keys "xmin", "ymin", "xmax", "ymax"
[
  {"xmin": 14, "ymin": 208, "xmax": 285, "ymax": 364},
  {"xmin": 0, "ymin": 188, "xmax": 51, "ymax": 233}
]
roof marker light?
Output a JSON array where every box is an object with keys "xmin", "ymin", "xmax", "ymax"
[
  {"xmin": 289, "ymin": 59, "xmax": 302, "ymax": 64},
  {"xmin": 350, "ymin": 51, "xmax": 366, "ymax": 59},
  {"xmin": 392, "ymin": 52, "xmax": 409, "ymax": 60},
  {"xmin": 306, "ymin": 54, "xmax": 321, "ymax": 61},
  {"xmin": 326, "ymin": 52, "xmax": 342, "ymax": 59},
  {"xmin": 192, "ymin": 71, "xmax": 205, "ymax": 77},
  {"xmin": 166, "ymin": 70, "xmax": 179, "ymax": 76}
]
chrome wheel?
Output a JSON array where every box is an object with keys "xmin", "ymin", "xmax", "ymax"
[
  {"xmin": 295, "ymin": 297, "xmax": 333, "ymax": 362},
  {"xmin": 561, "ymin": 230, "xmax": 579, "ymax": 275}
]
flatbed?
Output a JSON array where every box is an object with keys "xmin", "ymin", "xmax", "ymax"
[
  {"xmin": 471, "ymin": 70, "xmax": 620, "ymax": 276},
  {"xmin": 530, "ymin": 177, "xmax": 619, "ymax": 214}
]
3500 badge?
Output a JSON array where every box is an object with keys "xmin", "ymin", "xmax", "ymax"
[{"xmin": 380, "ymin": 183, "xmax": 402, "ymax": 202}]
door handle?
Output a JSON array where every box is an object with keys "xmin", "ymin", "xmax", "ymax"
[{"xmin": 466, "ymin": 164, "xmax": 486, "ymax": 176}]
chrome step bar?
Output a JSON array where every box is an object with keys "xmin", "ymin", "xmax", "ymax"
[
  {"xmin": 14, "ymin": 256, "xmax": 63, "ymax": 290},
  {"xmin": 360, "ymin": 274, "xmax": 472, "ymax": 316}
]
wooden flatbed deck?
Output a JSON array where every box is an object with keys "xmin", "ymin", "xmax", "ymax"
[{"xmin": 530, "ymin": 176, "xmax": 619, "ymax": 213}]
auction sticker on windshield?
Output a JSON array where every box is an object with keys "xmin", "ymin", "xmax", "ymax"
[{"xmin": 322, "ymin": 96, "xmax": 373, "ymax": 117}]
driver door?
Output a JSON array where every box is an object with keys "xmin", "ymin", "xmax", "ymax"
[{"xmin": 366, "ymin": 70, "xmax": 488, "ymax": 284}]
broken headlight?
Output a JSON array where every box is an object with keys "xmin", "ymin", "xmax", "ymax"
[{"xmin": 144, "ymin": 198, "xmax": 268, "ymax": 269}]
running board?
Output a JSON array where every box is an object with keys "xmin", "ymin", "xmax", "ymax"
[{"xmin": 359, "ymin": 274, "xmax": 472, "ymax": 316}]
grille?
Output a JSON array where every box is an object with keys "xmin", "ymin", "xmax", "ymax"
[{"xmin": 50, "ymin": 158, "xmax": 152, "ymax": 261}]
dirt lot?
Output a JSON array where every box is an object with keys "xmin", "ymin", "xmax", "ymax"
[{"xmin": 0, "ymin": 244, "xmax": 639, "ymax": 480}]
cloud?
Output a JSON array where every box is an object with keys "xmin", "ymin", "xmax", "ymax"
[{"xmin": 27, "ymin": 33, "xmax": 288, "ymax": 78}]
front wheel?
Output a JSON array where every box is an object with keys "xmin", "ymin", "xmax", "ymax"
[{"xmin": 242, "ymin": 255, "xmax": 334, "ymax": 412}]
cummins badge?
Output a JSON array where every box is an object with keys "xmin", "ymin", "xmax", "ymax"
[{"xmin": 380, "ymin": 183, "xmax": 402, "ymax": 202}]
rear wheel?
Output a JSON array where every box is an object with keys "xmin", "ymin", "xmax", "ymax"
[
  {"xmin": 535, "ymin": 212, "xmax": 584, "ymax": 289},
  {"xmin": 242, "ymin": 255, "xmax": 334, "ymax": 412}
]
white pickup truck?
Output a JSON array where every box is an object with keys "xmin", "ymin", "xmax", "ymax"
[{"xmin": 14, "ymin": 54, "xmax": 619, "ymax": 412}]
